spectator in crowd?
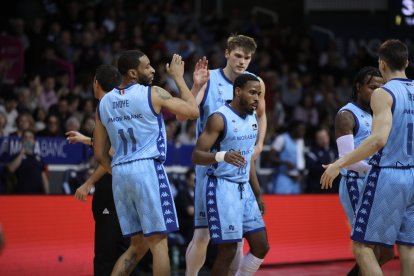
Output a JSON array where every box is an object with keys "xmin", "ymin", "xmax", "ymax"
[
  {"xmin": 79, "ymin": 115, "xmax": 95, "ymax": 138},
  {"xmin": 49, "ymin": 96, "xmax": 71, "ymax": 130},
  {"xmin": 37, "ymin": 114, "xmax": 64, "ymax": 137},
  {"xmin": 293, "ymin": 94, "xmax": 319, "ymax": 128},
  {"xmin": 0, "ymin": 111, "xmax": 9, "ymax": 137},
  {"xmin": 33, "ymin": 107, "xmax": 47, "ymax": 133},
  {"xmin": 38, "ymin": 75, "xmax": 58, "ymax": 112},
  {"xmin": 16, "ymin": 88, "xmax": 36, "ymax": 113},
  {"xmin": 0, "ymin": 93, "xmax": 19, "ymax": 135},
  {"xmin": 64, "ymin": 116, "xmax": 81, "ymax": 133},
  {"xmin": 6, "ymin": 130, "xmax": 49, "ymax": 194},
  {"xmin": 269, "ymin": 121, "xmax": 306, "ymax": 194},
  {"xmin": 9, "ymin": 112, "xmax": 35, "ymax": 137},
  {"xmin": 305, "ymin": 127, "xmax": 338, "ymax": 193}
]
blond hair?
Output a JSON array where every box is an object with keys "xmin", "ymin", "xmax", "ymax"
[{"xmin": 227, "ymin": 34, "xmax": 257, "ymax": 54}]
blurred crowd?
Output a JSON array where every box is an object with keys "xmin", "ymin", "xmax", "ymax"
[{"xmin": 1, "ymin": 0, "xmax": 413, "ymax": 195}]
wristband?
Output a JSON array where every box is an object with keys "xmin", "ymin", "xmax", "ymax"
[{"xmin": 215, "ymin": 151, "xmax": 227, "ymax": 162}]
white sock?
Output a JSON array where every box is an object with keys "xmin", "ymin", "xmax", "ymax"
[
  {"xmin": 228, "ymin": 240, "xmax": 244, "ymax": 276},
  {"xmin": 185, "ymin": 228, "xmax": 210, "ymax": 276},
  {"xmin": 235, "ymin": 252, "xmax": 264, "ymax": 276}
]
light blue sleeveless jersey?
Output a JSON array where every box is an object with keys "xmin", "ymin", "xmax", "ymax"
[
  {"xmin": 338, "ymin": 102, "xmax": 372, "ymax": 176},
  {"xmin": 208, "ymin": 103, "xmax": 258, "ymax": 183},
  {"xmin": 98, "ymin": 83, "xmax": 166, "ymax": 167},
  {"xmin": 369, "ymin": 78, "xmax": 414, "ymax": 167},
  {"xmin": 197, "ymin": 69, "xmax": 256, "ymax": 136}
]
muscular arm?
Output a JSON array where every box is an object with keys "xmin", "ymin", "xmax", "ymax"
[
  {"xmin": 93, "ymin": 111, "xmax": 112, "ymax": 174},
  {"xmin": 335, "ymin": 110, "xmax": 355, "ymax": 139},
  {"xmin": 335, "ymin": 111, "xmax": 371, "ymax": 173},
  {"xmin": 192, "ymin": 113, "xmax": 225, "ymax": 165},
  {"xmin": 192, "ymin": 113, "xmax": 246, "ymax": 167},
  {"xmin": 321, "ymin": 89, "xmax": 393, "ymax": 188},
  {"xmin": 152, "ymin": 86, "xmax": 199, "ymax": 119}
]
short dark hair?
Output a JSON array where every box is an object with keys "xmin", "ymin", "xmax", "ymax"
[
  {"xmin": 351, "ymin": 66, "xmax": 382, "ymax": 101},
  {"xmin": 117, "ymin": 50, "xmax": 145, "ymax": 75},
  {"xmin": 378, "ymin": 39, "xmax": 408, "ymax": 71},
  {"xmin": 95, "ymin": 65, "xmax": 121, "ymax": 92},
  {"xmin": 233, "ymin": 74, "xmax": 260, "ymax": 97}
]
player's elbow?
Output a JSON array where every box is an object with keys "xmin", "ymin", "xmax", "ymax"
[
  {"xmin": 373, "ymin": 136, "xmax": 387, "ymax": 150},
  {"xmin": 187, "ymin": 108, "xmax": 200, "ymax": 120},
  {"xmin": 180, "ymin": 108, "xmax": 199, "ymax": 121},
  {"xmin": 191, "ymin": 151, "xmax": 201, "ymax": 165}
]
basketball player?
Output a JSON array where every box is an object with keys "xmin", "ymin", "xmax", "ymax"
[
  {"xmin": 321, "ymin": 39, "xmax": 414, "ymax": 275},
  {"xmin": 94, "ymin": 50, "xmax": 200, "ymax": 276},
  {"xmin": 192, "ymin": 74, "xmax": 269, "ymax": 276},
  {"xmin": 186, "ymin": 34, "xmax": 267, "ymax": 276},
  {"xmin": 334, "ymin": 66, "xmax": 393, "ymax": 275},
  {"xmin": 68, "ymin": 64, "xmax": 142, "ymax": 275}
]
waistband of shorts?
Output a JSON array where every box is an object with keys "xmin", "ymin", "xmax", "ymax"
[
  {"xmin": 113, "ymin": 157, "xmax": 160, "ymax": 167},
  {"xmin": 371, "ymin": 165, "xmax": 414, "ymax": 169},
  {"xmin": 207, "ymin": 175, "xmax": 247, "ymax": 185}
]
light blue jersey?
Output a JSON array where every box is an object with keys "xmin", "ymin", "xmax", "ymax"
[
  {"xmin": 337, "ymin": 102, "xmax": 372, "ymax": 224},
  {"xmin": 338, "ymin": 102, "xmax": 372, "ymax": 176},
  {"xmin": 369, "ymin": 78, "xmax": 414, "ymax": 167},
  {"xmin": 204, "ymin": 104, "xmax": 264, "ymax": 244},
  {"xmin": 194, "ymin": 69, "xmax": 255, "ymax": 227},
  {"xmin": 198, "ymin": 69, "xmax": 256, "ymax": 136},
  {"xmin": 351, "ymin": 78, "xmax": 414, "ymax": 247},
  {"xmin": 208, "ymin": 103, "xmax": 257, "ymax": 183},
  {"xmin": 98, "ymin": 83, "xmax": 178, "ymax": 237},
  {"xmin": 98, "ymin": 83, "xmax": 166, "ymax": 166},
  {"xmin": 198, "ymin": 69, "xmax": 235, "ymax": 136}
]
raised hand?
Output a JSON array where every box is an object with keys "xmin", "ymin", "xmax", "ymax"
[
  {"xmin": 193, "ymin": 56, "xmax": 209, "ymax": 88},
  {"xmin": 166, "ymin": 54, "xmax": 185, "ymax": 80}
]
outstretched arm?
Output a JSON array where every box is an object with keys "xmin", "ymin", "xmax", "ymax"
[
  {"xmin": 321, "ymin": 88, "xmax": 393, "ymax": 188},
  {"xmin": 66, "ymin": 131, "xmax": 92, "ymax": 146}
]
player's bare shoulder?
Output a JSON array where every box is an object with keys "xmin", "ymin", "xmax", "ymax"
[
  {"xmin": 335, "ymin": 109, "xmax": 356, "ymax": 138},
  {"xmin": 153, "ymin": 86, "xmax": 173, "ymax": 101}
]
